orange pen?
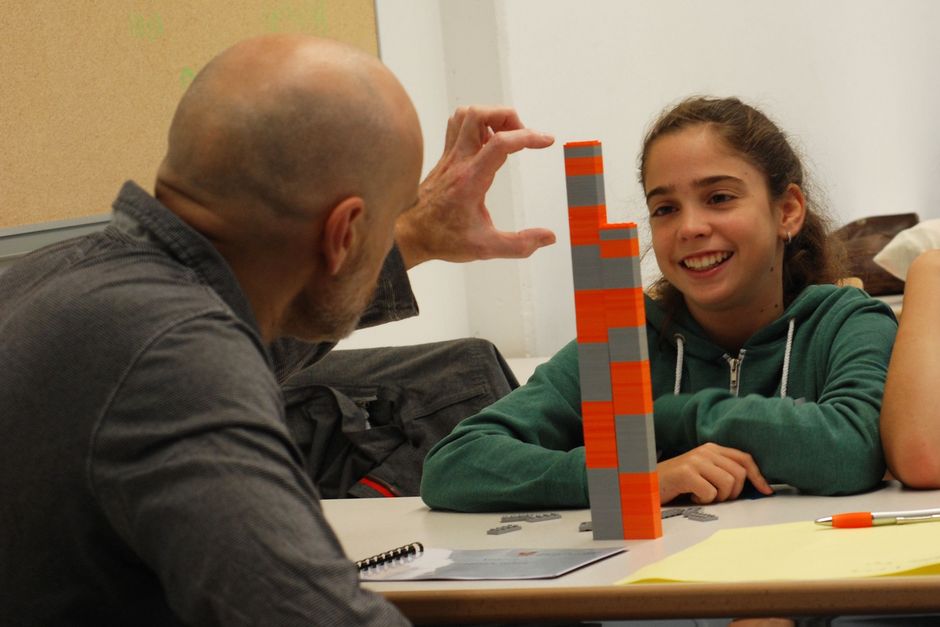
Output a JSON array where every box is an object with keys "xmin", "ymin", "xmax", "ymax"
[{"xmin": 815, "ymin": 508, "xmax": 940, "ymax": 528}]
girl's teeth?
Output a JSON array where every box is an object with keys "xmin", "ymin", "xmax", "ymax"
[{"xmin": 684, "ymin": 253, "xmax": 729, "ymax": 270}]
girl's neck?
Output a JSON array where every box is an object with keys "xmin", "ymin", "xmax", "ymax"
[{"xmin": 685, "ymin": 294, "xmax": 785, "ymax": 353}]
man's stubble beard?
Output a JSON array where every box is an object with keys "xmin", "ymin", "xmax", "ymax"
[{"xmin": 282, "ymin": 256, "xmax": 374, "ymax": 343}]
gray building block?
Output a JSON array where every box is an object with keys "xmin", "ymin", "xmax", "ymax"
[
  {"xmin": 615, "ymin": 414, "xmax": 657, "ymax": 473},
  {"xmin": 570, "ymin": 244, "xmax": 602, "ymax": 290},
  {"xmin": 586, "ymin": 467, "xmax": 624, "ymax": 540},
  {"xmin": 565, "ymin": 174, "xmax": 606, "ymax": 208},
  {"xmin": 577, "ymin": 342, "xmax": 612, "ymax": 402},
  {"xmin": 599, "ymin": 226, "xmax": 638, "ymax": 240},
  {"xmin": 564, "ymin": 144, "xmax": 603, "ymax": 159},
  {"xmin": 600, "ymin": 256, "xmax": 642, "ymax": 289},
  {"xmin": 608, "ymin": 327, "xmax": 649, "ymax": 362},
  {"xmin": 487, "ymin": 524, "xmax": 522, "ymax": 535}
]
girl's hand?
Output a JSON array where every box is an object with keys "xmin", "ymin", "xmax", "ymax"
[{"xmin": 657, "ymin": 443, "xmax": 773, "ymax": 504}]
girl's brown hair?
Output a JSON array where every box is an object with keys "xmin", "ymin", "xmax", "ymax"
[{"xmin": 640, "ymin": 96, "xmax": 845, "ymax": 310}]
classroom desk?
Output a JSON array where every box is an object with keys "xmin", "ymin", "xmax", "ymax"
[{"xmin": 322, "ymin": 481, "xmax": 940, "ymax": 624}]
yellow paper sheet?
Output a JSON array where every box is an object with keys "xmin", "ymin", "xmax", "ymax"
[{"xmin": 621, "ymin": 521, "xmax": 940, "ymax": 584}]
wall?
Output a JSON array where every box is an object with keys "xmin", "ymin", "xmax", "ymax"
[
  {"xmin": 498, "ymin": 0, "xmax": 940, "ymax": 357},
  {"xmin": 335, "ymin": 0, "xmax": 477, "ymax": 349},
  {"xmin": 358, "ymin": 0, "xmax": 940, "ymax": 358},
  {"xmin": 8, "ymin": 2, "xmax": 936, "ymax": 356},
  {"xmin": 339, "ymin": 0, "xmax": 537, "ymax": 354}
]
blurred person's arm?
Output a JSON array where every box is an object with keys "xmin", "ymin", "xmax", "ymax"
[{"xmin": 881, "ymin": 249, "xmax": 940, "ymax": 488}]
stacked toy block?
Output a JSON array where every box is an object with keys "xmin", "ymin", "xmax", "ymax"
[{"xmin": 563, "ymin": 140, "xmax": 662, "ymax": 540}]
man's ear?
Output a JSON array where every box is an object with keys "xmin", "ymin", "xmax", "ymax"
[
  {"xmin": 321, "ymin": 196, "xmax": 365, "ymax": 276},
  {"xmin": 778, "ymin": 183, "xmax": 807, "ymax": 240}
]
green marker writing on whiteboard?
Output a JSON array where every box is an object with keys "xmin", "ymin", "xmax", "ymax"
[
  {"xmin": 179, "ymin": 67, "xmax": 196, "ymax": 89},
  {"xmin": 129, "ymin": 13, "xmax": 164, "ymax": 42},
  {"xmin": 265, "ymin": 1, "xmax": 327, "ymax": 34}
]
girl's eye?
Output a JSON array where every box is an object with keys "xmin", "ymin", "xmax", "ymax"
[
  {"xmin": 709, "ymin": 192, "xmax": 735, "ymax": 204},
  {"xmin": 650, "ymin": 204, "xmax": 676, "ymax": 218}
]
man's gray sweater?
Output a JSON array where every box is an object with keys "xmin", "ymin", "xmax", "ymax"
[{"xmin": 0, "ymin": 181, "xmax": 413, "ymax": 626}]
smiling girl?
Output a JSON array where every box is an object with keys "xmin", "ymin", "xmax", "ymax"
[{"xmin": 421, "ymin": 97, "xmax": 898, "ymax": 511}]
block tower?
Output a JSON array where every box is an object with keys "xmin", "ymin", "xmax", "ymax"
[{"xmin": 563, "ymin": 140, "xmax": 662, "ymax": 540}]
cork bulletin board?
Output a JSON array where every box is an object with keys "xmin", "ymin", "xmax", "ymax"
[{"xmin": 0, "ymin": 1, "xmax": 378, "ymax": 231}]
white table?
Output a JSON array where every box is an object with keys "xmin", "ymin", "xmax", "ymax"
[{"xmin": 323, "ymin": 482, "xmax": 940, "ymax": 623}]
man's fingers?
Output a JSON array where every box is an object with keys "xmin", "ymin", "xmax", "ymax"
[
  {"xmin": 443, "ymin": 107, "xmax": 470, "ymax": 151},
  {"xmin": 473, "ymin": 129, "xmax": 554, "ymax": 174},
  {"xmin": 478, "ymin": 228, "xmax": 557, "ymax": 260},
  {"xmin": 452, "ymin": 106, "xmax": 521, "ymax": 156},
  {"xmin": 461, "ymin": 105, "xmax": 526, "ymax": 133}
]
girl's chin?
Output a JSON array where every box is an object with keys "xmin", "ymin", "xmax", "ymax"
[{"xmin": 678, "ymin": 285, "xmax": 739, "ymax": 311}]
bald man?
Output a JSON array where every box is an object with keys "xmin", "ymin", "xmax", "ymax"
[{"xmin": 0, "ymin": 35, "xmax": 553, "ymax": 626}]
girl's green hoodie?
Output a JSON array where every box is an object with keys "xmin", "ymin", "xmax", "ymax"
[{"xmin": 421, "ymin": 285, "xmax": 897, "ymax": 511}]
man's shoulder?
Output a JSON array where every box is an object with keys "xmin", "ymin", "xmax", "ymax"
[{"xmin": 0, "ymin": 238, "xmax": 251, "ymax": 375}]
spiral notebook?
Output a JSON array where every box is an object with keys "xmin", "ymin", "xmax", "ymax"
[{"xmin": 356, "ymin": 542, "xmax": 625, "ymax": 581}]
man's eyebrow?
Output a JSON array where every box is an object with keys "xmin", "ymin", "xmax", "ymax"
[{"xmin": 645, "ymin": 175, "xmax": 745, "ymax": 202}]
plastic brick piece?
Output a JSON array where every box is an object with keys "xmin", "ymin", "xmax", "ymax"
[
  {"xmin": 565, "ymin": 174, "xmax": 606, "ymax": 208},
  {"xmin": 684, "ymin": 510, "xmax": 719, "ymax": 522},
  {"xmin": 568, "ymin": 205, "xmax": 606, "ymax": 245},
  {"xmin": 576, "ymin": 343, "xmax": 613, "ymax": 402},
  {"xmin": 487, "ymin": 524, "xmax": 522, "ymax": 535},
  {"xmin": 614, "ymin": 414, "xmax": 657, "ymax": 472},
  {"xmin": 600, "ymin": 256, "xmax": 642, "ymax": 289},
  {"xmin": 610, "ymin": 361, "xmax": 654, "ymax": 415},
  {"xmin": 603, "ymin": 288, "xmax": 646, "ymax": 329},
  {"xmin": 571, "ymin": 245, "xmax": 603, "ymax": 290},
  {"xmin": 608, "ymin": 327, "xmax": 649, "ymax": 362},
  {"xmin": 498, "ymin": 513, "xmax": 562, "ymax": 523},
  {"xmin": 586, "ymin": 467, "xmax": 624, "ymax": 540},
  {"xmin": 564, "ymin": 156, "xmax": 604, "ymax": 176},
  {"xmin": 582, "ymin": 402, "xmax": 617, "ymax": 469}
]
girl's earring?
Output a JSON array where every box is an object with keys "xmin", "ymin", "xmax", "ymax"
[{"xmin": 785, "ymin": 231, "xmax": 792, "ymax": 245}]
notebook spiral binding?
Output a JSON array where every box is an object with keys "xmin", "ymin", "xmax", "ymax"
[{"xmin": 355, "ymin": 541, "xmax": 424, "ymax": 571}]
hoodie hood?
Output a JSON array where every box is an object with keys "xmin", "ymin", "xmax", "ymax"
[{"xmin": 644, "ymin": 284, "xmax": 887, "ymax": 400}]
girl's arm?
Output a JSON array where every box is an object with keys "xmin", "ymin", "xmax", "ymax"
[
  {"xmin": 881, "ymin": 249, "xmax": 940, "ymax": 488},
  {"xmin": 654, "ymin": 296, "xmax": 896, "ymax": 496},
  {"xmin": 421, "ymin": 339, "xmax": 773, "ymax": 510},
  {"xmin": 420, "ymin": 341, "xmax": 590, "ymax": 511}
]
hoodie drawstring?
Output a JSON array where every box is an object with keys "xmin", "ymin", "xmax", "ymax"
[
  {"xmin": 780, "ymin": 318, "xmax": 795, "ymax": 398},
  {"xmin": 673, "ymin": 334, "xmax": 684, "ymax": 394},
  {"xmin": 671, "ymin": 317, "xmax": 796, "ymax": 398}
]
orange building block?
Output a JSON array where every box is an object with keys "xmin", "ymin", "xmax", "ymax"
[
  {"xmin": 619, "ymin": 472, "xmax": 662, "ymax": 538},
  {"xmin": 573, "ymin": 291, "xmax": 609, "ymax": 343},
  {"xmin": 598, "ymin": 237, "xmax": 640, "ymax": 258},
  {"xmin": 564, "ymin": 156, "xmax": 604, "ymax": 177},
  {"xmin": 610, "ymin": 361, "xmax": 654, "ymax": 415},
  {"xmin": 603, "ymin": 288, "xmax": 646, "ymax": 328},
  {"xmin": 581, "ymin": 401, "xmax": 617, "ymax": 468},
  {"xmin": 568, "ymin": 205, "xmax": 605, "ymax": 245},
  {"xmin": 565, "ymin": 140, "xmax": 602, "ymax": 148}
]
